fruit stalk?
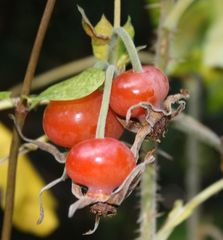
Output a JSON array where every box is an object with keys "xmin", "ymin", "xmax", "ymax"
[
  {"xmin": 96, "ymin": 65, "xmax": 115, "ymax": 138},
  {"xmin": 114, "ymin": 0, "xmax": 121, "ymax": 28},
  {"xmin": 1, "ymin": 1, "xmax": 56, "ymax": 240},
  {"xmin": 114, "ymin": 27, "xmax": 143, "ymax": 72}
]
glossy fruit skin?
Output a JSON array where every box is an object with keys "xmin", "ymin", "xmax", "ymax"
[
  {"xmin": 43, "ymin": 91, "xmax": 123, "ymax": 148},
  {"xmin": 66, "ymin": 138, "xmax": 136, "ymax": 199},
  {"xmin": 110, "ymin": 65, "xmax": 169, "ymax": 118}
]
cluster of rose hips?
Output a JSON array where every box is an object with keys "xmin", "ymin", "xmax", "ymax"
[
  {"xmin": 42, "ymin": 65, "xmax": 169, "ymax": 205},
  {"xmin": 13, "ymin": 62, "xmax": 187, "ymax": 234}
]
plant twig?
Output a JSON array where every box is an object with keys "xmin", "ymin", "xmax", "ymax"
[
  {"xmin": 171, "ymin": 113, "xmax": 223, "ymax": 155},
  {"xmin": 0, "ymin": 135, "xmax": 47, "ymax": 164},
  {"xmin": 10, "ymin": 56, "xmax": 96, "ymax": 96},
  {"xmin": 1, "ymin": 1, "xmax": 56, "ymax": 240},
  {"xmin": 157, "ymin": 178, "xmax": 223, "ymax": 240},
  {"xmin": 0, "ymin": 98, "xmax": 18, "ymax": 111},
  {"xmin": 137, "ymin": 163, "xmax": 157, "ymax": 240},
  {"xmin": 154, "ymin": 0, "xmax": 174, "ymax": 70},
  {"xmin": 96, "ymin": 65, "xmax": 115, "ymax": 138},
  {"xmin": 185, "ymin": 75, "xmax": 202, "ymax": 240},
  {"xmin": 114, "ymin": 0, "xmax": 121, "ymax": 28}
]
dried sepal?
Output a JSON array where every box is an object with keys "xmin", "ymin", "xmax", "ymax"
[
  {"xmin": 131, "ymin": 125, "xmax": 153, "ymax": 160},
  {"xmin": 117, "ymin": 117, "xmax": 141, "ymax": 133},
  {"xmin": 71, "ymin": 182, "xmax": 84, "ymax": 199},
  {"xmin": 10, "ymin": 114, "xmax": 66, "ymax": 163},
  {"xmin": 107, "ymin": 154, "xmax": 154, "ymax": 206},
  {"xmin": 90, "ymin": 202, "xmax": 117, "ymax": 217},
  {"xmin": 37, "ymin": 169, "xmax": 67, "ymax": 224},
  {"xmin": 68, "ymin": 196, "xmax": 98, "ymax": 218},
  {"xmin": 123, "ymin": 90, "xmax": 189, "ymax": 142},
  {"xmin": 83, "ymin": 215, "xmax": 101, "ymax": 235}
]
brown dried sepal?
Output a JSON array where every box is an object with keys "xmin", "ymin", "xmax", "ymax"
[
  {"xmin": 123, "ymin": 89, "xmax": 189, "ymax": 140},
  {"xmin": 90, "ymin": 203, "xmax": 117, "ymax": 217}
]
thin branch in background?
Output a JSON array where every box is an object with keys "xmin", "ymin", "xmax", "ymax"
[
  {"xmin": 171, "ymin": 114, "xmax": 223, "ymax": 155},
  {"xmin": 1, "ymin": 1, "xmax": 56, "ymax": 240},
  {"xmin": 157, "ymin": 178, "xmax": 223, "ymax": 240},
  {"xmin": 164, "ymin": 0, "xmax": 195, "ymax": 31},
  {"xmin": 145, "ymin": 3, "xmax": 160, "ymax": 10},
  {"xmin": 10, "ymin": 56, "xmax": 96, "ymax": 96},
  {"xmin": 114, "ymin": 0, "xmax": 121, "ymax": 28},
  {"xmin": 184, "ymin": 75, "xmax": 202, "ymax": 240},
  {"xmin": 0, "ymin": 135, "xmax": 47, "ymax": 164},
  {"xmin": 154, "ymin": 0, "xmax": 174, "ymax": 71},
  {"xmin": 198, "ymin": 224, "xmax": 223, "ymax": 240}
]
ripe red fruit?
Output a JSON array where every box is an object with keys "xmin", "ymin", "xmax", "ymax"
[
  {"xmin": 110, "ymin": 65, "xmax": 169, "ymax": 118},
  {"xmin": 66, "ymin": 138, "xmax": 136, "ymax": 201},
  {"xmin": 43, "ymin": 91, "xmax": 123, "ymax": 148}
]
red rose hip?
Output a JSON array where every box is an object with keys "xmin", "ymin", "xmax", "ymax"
[
  {"xmin": 43, "ymin": 90, "xmax": 124, "ymax": 148},
  {"xmin": 66, "ymin": 138, "xmax": 136, "ymax": 201},
  {"xmin": 110, "ymin": 65, "xmax": 169, "ymax": 118}
]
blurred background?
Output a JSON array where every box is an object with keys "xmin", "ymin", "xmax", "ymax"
[{"xmin": 0, "ymin": 0, "xmax": 223, "ymax": 239}]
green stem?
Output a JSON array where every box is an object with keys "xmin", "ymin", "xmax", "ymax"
[
  {"xmin": 0, "ymin": 99, "xmax": 18, "ymax": 110},
  {"xmin": 138, "ymin": 163, "xmax": 157, "ymax": 240},
  {"xmin": 96, "ymin": 65, "xmax": 115, "ymax": 138},
  {"xmin": 172, "ymin": 114, "xmax": 223, "ymax": 155},
  {"xmin": 154, "ymin": 0, "xmax": 174, "ymax": 70},
  {"xmin": 1, "ymin": 1, "xmax": 56, "ymax": 240},
  {"xmin": 157, "ymin": 178, "xmax": 223, "ymax": 240},
  {"xmin": 113, "ymin": 27, "xmax": 143, "ymax": 72},
  {"xmin": 185, "ymin": 75, "xmax": 202, "ymax": 240},
  {"xmin": 114, "ymin": 0, "xmax": 121, "ymax": 28}
]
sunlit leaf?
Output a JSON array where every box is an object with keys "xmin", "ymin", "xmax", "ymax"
[
  {"xmin": 31, "ymin": 68, "xmax": 105, "ymax": 107},
  {"xmin": 0, "ymin": 123, "xmax": 58, "ymax": 236}
]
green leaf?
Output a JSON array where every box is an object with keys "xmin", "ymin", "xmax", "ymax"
[
  {"xmin": 31, "ymin": 68, "xmax": 105, "ymax": 107},
  {"xmin": 0, "ymin": 91, "xmax": 11, "ymax": 100}
]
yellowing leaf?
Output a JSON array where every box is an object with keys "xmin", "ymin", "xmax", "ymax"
[
  {"xmin": 78, "ymin": 6, "xmax": 111, "ymax": 44},
  {"xmin": 0, "ymin": 123, "xmax": 58, "ymax": 236},
  {"xmin": 92, "ymin": 15, "xmax": 113, "ymax": 60}
]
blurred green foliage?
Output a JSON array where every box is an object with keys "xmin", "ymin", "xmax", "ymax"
[{"xmin": 147, "ymin": 0, "xmax": 223, "ymax": 114}]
